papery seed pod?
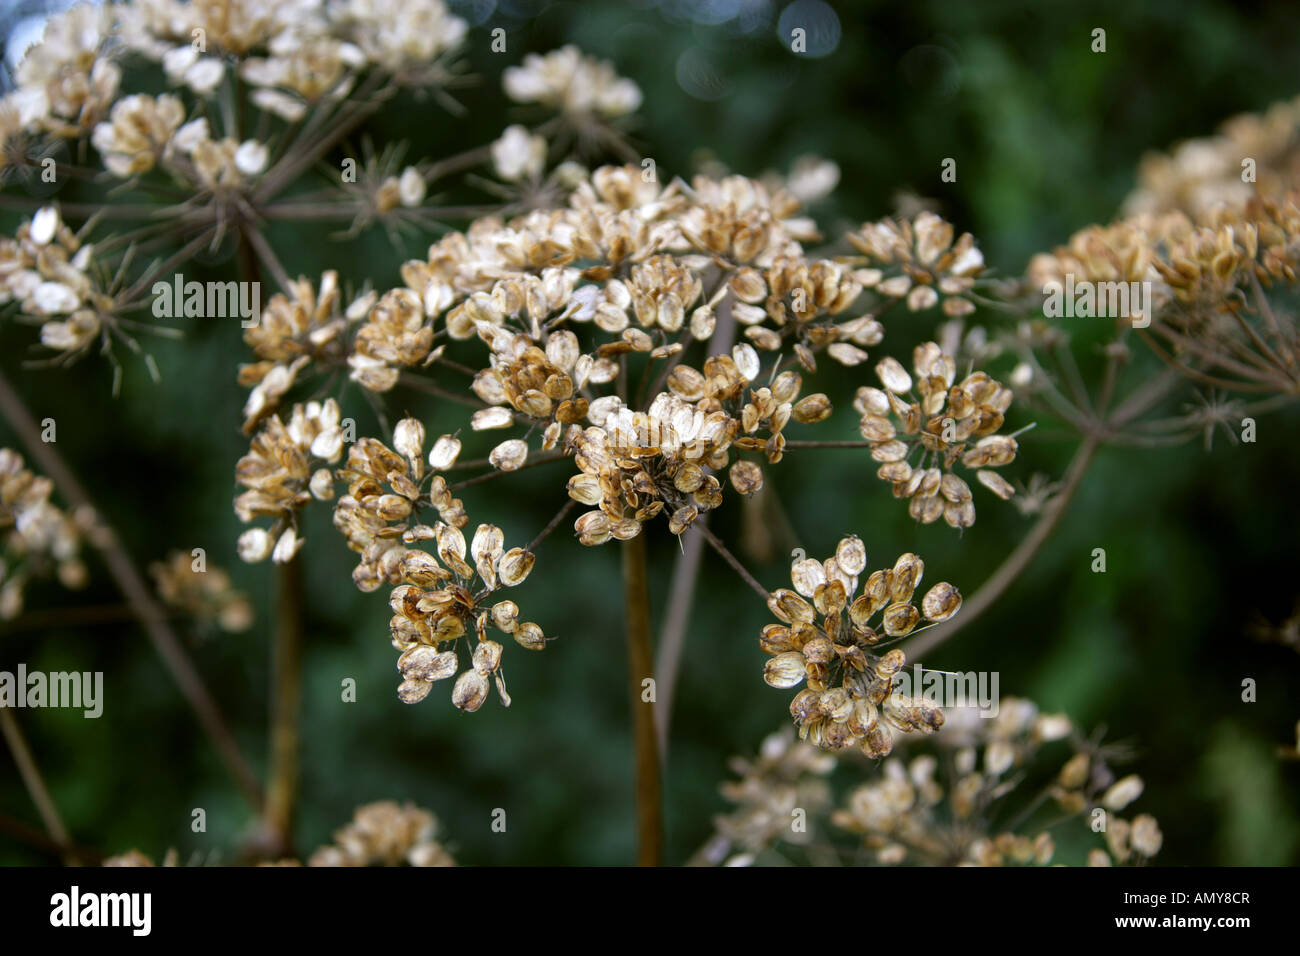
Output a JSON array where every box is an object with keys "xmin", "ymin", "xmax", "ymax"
[
  {"xmin": 821, "ymin": 688, "xmax": 853, "ymax": 722},
  {"xmin": 489, "ymin": 439, "xmax": 529, "ymax": 471},
  {"xmin": 920, "ymin": 581, "xmax": 962, "ymax": 622},
  {"xmin": 890, "ymin": 553, "xmax": 924, "ymax": 601},
  {"xmin": 566, "ymin": 473, "xmax": 603, "ymax": 505},
  {"xmin": 876, "ymin": 357, "xmax": 912, "ymax": 393},
  {"xmin": 1102, "ymin": 775, "xmax": 1144, "ymax": 811},
  {"xmin": 790, "ymin": 688, "xmax": 821, "ymax": 723},
  {"xmin": 906, "ymin": 284, "xmax": 939, "ymax": 311},
  {"xmin": 875, "ymin": 648, "xmax": 906, "ymax": 678},
  {"xmin": 310, "ymin": 468, "xmax": 335, "ymax": 501},
  {"xmin": 943, "ymin": 499, "xmax": 976, "ymax": 529},
  {"xmin": 1035, "ymin": 713, "xmax": 1072, "ymax": 741},
  {"xmin": 667, "ymin": 504, "xmax": 698, "ymax": 535},
  {"xmin": 490, "ymin": 600, "xmax": 519, "ymax": 633},
  {"xmin": 393, "ymin": 418, "xmax": 426, "ymax": 476},
  {"xmin": 977, "ymin": 469, "xmax": 1016, "ymax": 500},
  {"xmin": 801, "ymin": 636, "xmax": 835, "ymax": 664},
  {"xmin": 498, "ymin": 547, "xmax": 535, "ymax": 587},
  {"xmin": 375, "ymin": 494, "xmax": 413, "ymax": 521},
  {"xmin": 471, "ymin": 407, "xmax": 514, "ymax": 430},
  {"xmin": 985, "ymin": 740, "xmax": 1015, "ymax": 776},
  {"xmin": 1130, "ymin": 815, "xmax": 1162, "ymax": 857},
  {"xmin": 881, "ymin": 602, "xmax": 920, "ymax": 637},
  {"xmin": 763, "ymin": 651, "xmax": 807, "ymax": 689},
  {"xmin": 272, "ymin": 527, "xmax": 303, "ymax": 563},
  {"xmin": 862, "ymin": 722, "xmax": 894, "ymax": 758},
  {"xmin": 962, "ymin": 435, "xmax": 1017, "ymax": 468},
  {"xmin": 513, "ymin": 621, "xmax": 547, "ymax": 650},
  {"xmin": 435, "ymin": 522, "xmax": 467, "ymax": 561},
  {"xmin": 431, "ymin": 614, "xmax": 467, "ymax": 642},
  {"xmin": 1059, "ymin": 753, "xmax": 1090, "ymax": 790},
  {"xmin": 759, "ymin": 624, "xmax": 795, "ymax": 654},
  {"xmin": 472, "ymin": 640, "xmax": 503, "ymax": 674},
  {"xmin": 397, "ymin": 678, "xmax": 434, "ymax": 704},
  {"xmin": 397, "ymin": 646, "xmax": 458, "ymax": 682},
  {"xmin": 731, "ymin": 343, "xmax": 761, "ymax": 382},
  {"xmin": 914, "ymin": 697, "xmax": 944, "ymax": 732},
  {"xmin": 729, "ymin": 460, "xmax": 763, "ymax": 495},
  {"xmin": 791, "ymin": 558, "xmax": 827, "ymax": 598},
  {"xmin": 428, "ymin": 435, "xmax": 462, "ymax": 471},
  {"xmin": 768, "ymin": 589, "xmax": 816, "ymax": 624},
  {"xmin": 471, "ymin": 524, "xmax": 505, "ymax": 581},
  {"xmin": 812, "ymin": 579, "xmax": 847, "ymax": 617},
  {"xmin": 940, "ymin": 473, "xmax": 972, "ymax": 504},
  {"xmin": 575, "ymin": 510, "xmax": 611, "ymax": 545},
  {"xmin": 1106, "ymin": 818, "xmax": 1132, "ymax": 862},
  {"xmin": 792, "ymin": 393, "xmax": 832, "ymax": 424},
  {"xmin": 237, "ymin": 528, "xmax": 274, "ymax": 563},
  {"xmin": 835, "ymin": 535, "xmax": 867, "ymax": 576},
  {"xmin": 451, "ymin": 670, "xmax": 491, "ymax": 712},
  {"xmin": 400, "ymin": 549, "xmax": 445, "ymax": 587},
  {"xmin": 848, "ymin": 699, "xmax": 879, "ymax": 736}
]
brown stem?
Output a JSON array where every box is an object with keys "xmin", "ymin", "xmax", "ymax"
[
  {"xmin": 652, "ymin": 530, "xmax": 704, "ymax": 757},
  {"xmin": 0, "ymin": 603, "xmax": 138, "ymax": 634},
  {"xmin": 525, "ymin": 500, "xmax": 576, "ymax": 553},
  {"xmin": 697, "ymin": 523, "xmax": 770, "ymax": 602},
  {"xmin": 0, "ymin": 811, "xmax": 101, "ymax": 865},
  {"xmin": 622, "ymin": 533, "xmax": 662, "ymax": 866},
  {"xmin": 261, "ymin": 555, "xmax": 304, "ymax": 858},
  {"xmin": 0, "ymin": 368, "xmax": 264, "ymax": 811},
  {"xmin": 0, "ymin": 707, "xmax": 80, "ymax": 864}
]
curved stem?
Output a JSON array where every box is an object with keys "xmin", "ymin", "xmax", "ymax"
[
  {"xmin": 0, "ymin": 368, "xmax": 264, "ymax": 811},
  {"xmin": 0, "ymin": 708, "xmax": 79, "ymax": 864},
  {"xmin": 908, "ymin": 434, "xmax": 1100, "ymax": 660}
]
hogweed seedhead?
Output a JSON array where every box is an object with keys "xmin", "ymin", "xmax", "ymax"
[{"xmin": 761, "ymin": 538, "xmax": 960, "ymax": 756}]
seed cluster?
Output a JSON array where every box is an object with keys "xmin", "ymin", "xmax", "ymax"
[{"xmin": 761, "ymin": 538, "xmax": 961, "ymax": 756}]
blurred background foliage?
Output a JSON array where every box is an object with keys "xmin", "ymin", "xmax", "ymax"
[{"xmin": 2, "ymin": 0, "xmax": 1299, "ymax": 866}]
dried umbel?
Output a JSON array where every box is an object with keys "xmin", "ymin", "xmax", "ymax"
[
  {"xmin": 8, "ymin": 3, "xmax": 120, "ymax": 140},
  {"xmin": 760, "ymin": 539, "xmax": 960, "ymax": 756},
  {"xmin": 307, "ymin": 800, "xmax": 456, "ymax": 867},
  {"xmin": 846, "ymin": 211, "xmax": 985, "ymax": 317},
  {"xmin": 149, "ymin": 551, "xmax": 254, "ymax": 634},
  {"xmin": 695, "ymin": 728, "xmax": 834, "ymax": 866},
  {"xmin": 503, "ymin": 45, "xmax": 642, "ymax": 118},
  {"xmin": 332, "ymin": 419, "xmax": 545, "ymax": 709},
  {"xmin": 1123, "ymin": 94, "xmax": 1300, "ymax": 219},
  {"xmin": 0, "ymin": 206, "xmax": 108, "ymax": 364},
  {"xmin": 240, "ymin": 271, "xmax": 370, "ymax": 431},
  {"xmin": 830, "ymin": 697, "xmax": 1162, "ymax": 866},
  {"xmin": 857, "ymin": 341, "xmax": 1018, "ymax": 527},
  {"xmin": 1027, "ymin": 193, "xmax": 1300, "ymax": 397},
  {"xmin": 234, "ymin": 399, "xmax": 346, "ymax": 564},
  {"xmin": 0, "ymin": 448, "xmax": 93, "ymax": 619}
]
